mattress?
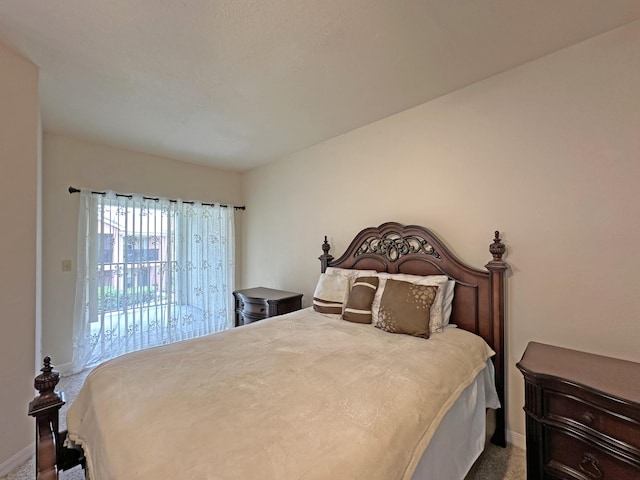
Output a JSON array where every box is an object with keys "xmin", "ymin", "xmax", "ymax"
[{"xmin": 67, "ymin": 307, "xmax": 498, "ymax": 479}]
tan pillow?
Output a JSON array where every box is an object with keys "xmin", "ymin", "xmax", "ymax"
[
  {"xmin": 325, "ymin": 267, "xmax": 378, "ymax": 288},
  {"xmin": 342, "ymin": 276, "xmax": 379, "ymax": 324},
  {"xmin": 313, "ymin": 273, "xmax": 349, "ymax": 315},
  {"xmin": 375, "ymin": 279, "xmax": 437, "ymax": 338}
]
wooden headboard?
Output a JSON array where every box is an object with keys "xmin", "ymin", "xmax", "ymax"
[{"xmin": 319, "ymin": 222, "xmax": 508, "ymax": 447}]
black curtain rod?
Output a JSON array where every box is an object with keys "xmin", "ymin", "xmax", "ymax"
[{"xmin": 68, "ymin": 186, "xmax": 245, "ymax": 211}]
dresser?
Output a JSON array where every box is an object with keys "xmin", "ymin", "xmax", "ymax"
[
  {"xmin": 233, "ymin": 287, "xmax": 303, "ymax": 326},
  {"xmin": 517, "ymin": 342, "xmax": 640, "ymax": 480}
]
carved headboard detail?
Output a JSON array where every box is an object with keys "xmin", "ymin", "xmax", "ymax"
[{"xmin": 354, "ymin": 231, "xmax": 442, "ymax": 262}]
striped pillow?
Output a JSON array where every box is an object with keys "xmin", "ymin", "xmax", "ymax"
[
  {"xmin": 313, "ymin": 273, "xmax": 349, "ymax": 315},
  {"xmin": 342, "ymin": 276, "xmax": 379, "ymax": 324}
]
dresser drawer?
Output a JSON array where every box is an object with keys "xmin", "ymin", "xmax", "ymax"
[
  {"xmin": 545, "ymin": 428, "xmax": 640, "ymax": 480},
  {"xmin": 545, "ymin": 390, "xmax": 640, "ymax": 453}
]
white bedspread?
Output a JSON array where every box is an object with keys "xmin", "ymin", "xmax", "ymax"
[{"xmin": 67, "ymin": 308, "xmax": 495, "ymax": 480}]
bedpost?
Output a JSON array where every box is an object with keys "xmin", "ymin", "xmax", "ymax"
[
  {"xmin": 29, "ymin": 357, "xmax": 65, "ymax": 480},
  {"xmin": 485, "ymin": 231, "xmax": 508, "ymax": 447},
  {"xmin": 318, "ymin": 236, "xmax": 334, "ymax": 273}
]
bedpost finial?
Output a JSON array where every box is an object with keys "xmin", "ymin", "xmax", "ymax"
[
  {"xmin": 42, "ymin": 356, "xmax": 52, "ymax": 373},
  {"xmin": 29, "ymin": 356, "xmax": 65, "ymax": 418},
  {"xmin": 319, "ymin": 235, "xmax": 334, "ymax": 273},
  {"xmin": 321, "ymin": 235, "xmax": 330, "ymax": 255},
  {"xmin": 33, "ymin": 356, "xmax": 60, "ymax": 398},
  {"xmin": 489, "ymin": 231, "xmax": 505, "ymax": 261}
]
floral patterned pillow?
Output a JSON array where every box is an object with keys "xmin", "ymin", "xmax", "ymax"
[
  {"xmin": 375, "ymin": 280, "xmax": 438, "ymax": 338},
  {"xmin": 371, "ymin": 273, "xmax": 448, "ymax": 332}
]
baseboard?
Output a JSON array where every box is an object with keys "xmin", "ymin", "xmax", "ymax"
[
  {"xmin": 0, "ymin": 442, "xmax": 33, "ymax": 476},
  {"xmin": 507, "ymin": 429, "xmax": 526, "ymax": 450}
]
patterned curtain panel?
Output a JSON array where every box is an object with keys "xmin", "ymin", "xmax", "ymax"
[{"xmin": 70, "ymin": 190, "xmax": 235, "ymax": 373}]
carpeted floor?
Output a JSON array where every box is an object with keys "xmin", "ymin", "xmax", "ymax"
[
  {"xmin": 465, "ymin": 443, "xmax": 525, "ymax": 480},
  {"xmin": 5, "ymin": 370, "xmax": 525, "ymax": 479}
]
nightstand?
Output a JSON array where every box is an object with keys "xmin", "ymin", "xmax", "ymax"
[
  {"xmin": 517, "ymin": 342, "xmax": 640, "ymax": 479},
  {"xmin": 233, "ymin": 287, "xmax": 303, "ymax": 327}
]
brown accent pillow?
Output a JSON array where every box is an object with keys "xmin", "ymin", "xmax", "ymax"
[
  {"xmin": 342, "ymin": 276, "xmax": 379, "ymax": 324},
  {"xmin": 375, "ymin": 279, "xmax": 437, "ymax": 338}
]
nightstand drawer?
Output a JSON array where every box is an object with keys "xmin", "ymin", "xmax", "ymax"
[
  {"xmin": 241, "ymin": 302, "xmax": 267, "ymax": 315},
  {"xmin": 545, "ymin": 428, "xmax": 640, "ymax": 480},
  {"xmin": 237, "ymin": 311, "xmax": 263, "ymax": 325},
  {"xmin": 545, "ymin": 391, "xmax": 640, "ymax": 452}
]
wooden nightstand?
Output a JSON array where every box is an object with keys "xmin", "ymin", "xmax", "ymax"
[
  {"xmin": 517, "ymin": 342, "xmax": 640, "ymax": 480},
  {"xmin": 233, "ymin": 287, "xmax": 303, "ymax": 327}
]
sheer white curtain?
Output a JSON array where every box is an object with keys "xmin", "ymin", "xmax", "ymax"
[{"xmin": 70, "ymin": 190, "xmax": 235, "ymax": 373}]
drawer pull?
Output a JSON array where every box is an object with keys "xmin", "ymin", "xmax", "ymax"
[
  {"xmin": 260, "ymin": 307, "xmax": 265, "ymax": 313},
  {"xmin": 580, "ymin": 411, "xmax": 595, "ymax": 425},
  {"xmin": 579, "ymin": 453, "xmax": 602, "ymax": 479}
]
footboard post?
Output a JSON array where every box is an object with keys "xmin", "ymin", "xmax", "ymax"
[{"xmin": 29, "ymin": 357, "xmax": 65, "ymax": 480}]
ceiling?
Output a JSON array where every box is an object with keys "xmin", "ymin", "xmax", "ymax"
[{"xmin": 1, "ymin": 1, "xmax": 640, "ymax": 171}]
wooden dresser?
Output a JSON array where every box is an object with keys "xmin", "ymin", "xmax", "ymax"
[
  {"xmin": 517, "ymin": 342, "xmax": 640, "ymax": 480},
  {"xmin": 233, "ymin": 287, "xmax": 303, "ymax": 326}
]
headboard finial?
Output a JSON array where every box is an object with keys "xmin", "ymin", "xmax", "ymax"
[
  {"xmin": 489, "ymin": 231, "xmax": 506, "ymax": 261},
  {"xmin": 321, "ymin": 236, "xmax": 330, "ymax": 255},
  {"xmin": 319, "ymin": 236, "xmax": 334, "ymax": 273}
]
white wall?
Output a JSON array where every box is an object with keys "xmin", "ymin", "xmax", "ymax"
[
  {"xmin": 41, "ymin": 134, "xmax": 244, "ymax": 368},
  {"xmin": 242, "ymin": 21, "xmax": 640, "ymax": 446},
  {"xmin": 0, "ymin": 42, "xmax": 39, "ymax": 471}
]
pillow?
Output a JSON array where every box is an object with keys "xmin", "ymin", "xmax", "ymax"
[
  {"xmin": 375, "ymin": 279, "xmax": 438, "ymax": 338},
  {"xmin": 325, "ymin": 267, "xmax": 378, "ymax": 288},
  {"xmin": 313, "ymin": 273, "xmax": 350, "ymax": 314},
  {"xmin": 371, "ymin": 273, "xmax": 449, "ymax": 333},
  {"xmin": 342, "ymin": 276, "xmax": 379, "ymax": 324},
  {"xmin": 442, "ymin": 280, "xmax": 456, "ymax": 327}
]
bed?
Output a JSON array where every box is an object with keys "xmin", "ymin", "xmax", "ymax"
[{"xmin": 29, "ymin": 222, "xmax": 508, "ymax": 480}]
